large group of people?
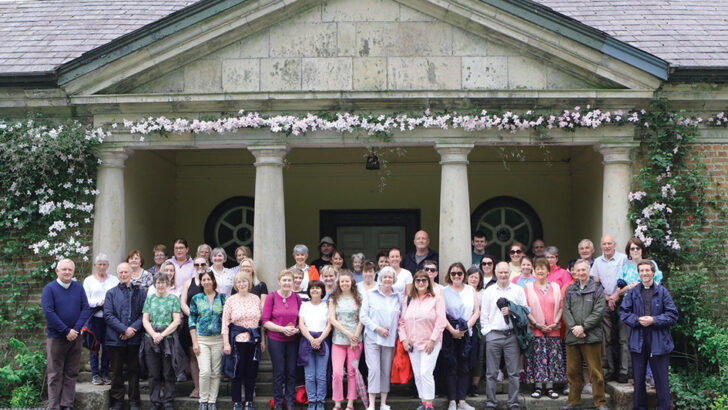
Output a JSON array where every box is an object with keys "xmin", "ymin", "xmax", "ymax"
[{"xmin": 42, "ymin": 230, "xmax": 678, "ymax": 410}]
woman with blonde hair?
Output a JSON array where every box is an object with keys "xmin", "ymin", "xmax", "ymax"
[{"xmin": 329, "ymin": 271, "xmax": 364, "ymax": 410}]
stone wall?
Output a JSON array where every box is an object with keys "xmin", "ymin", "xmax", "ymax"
[{"xmin": 691, "ymin": 143, "xmax": 728, "ymax": 231}]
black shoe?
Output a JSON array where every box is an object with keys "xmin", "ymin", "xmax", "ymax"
[
  {"xmin": 467, "ymin": 384, "xmax": 478, "ymax": 397},
  {"xmin": 130, "ymin": 403, "xmax": 141, "ymax": 410},
  {"xmin": 617, "ymin": 374, "xmax": 629, "ymax": 384},
  {"xmin": 110, "ymin": 403, "xmax": 123, "ymax": 410},
  {"xmin": 234, "ymin": 403, "xmax": 244, "ymax": 410},
  {"xmin": 244, "ymin": 401, "xmax": 256, "ymax": 410}
]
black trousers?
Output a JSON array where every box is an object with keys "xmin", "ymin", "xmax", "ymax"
[
  {"xmin": 108, "ymin": 344, "xmax": 141, "ymax": 405},
  {"xmin": 144, "ymin": 338, "xmax": 175, "ymax": 407},
  {"xmin": 232, "ymin": 342, "xmax": 259, "ymax": 403},
  {"xmin": 444, "ymin": 332, "xmax": 472, "ymax": 401},
  {"xmin": 632, "ymin": 332, "xmax": 671, "ymax": 410}
]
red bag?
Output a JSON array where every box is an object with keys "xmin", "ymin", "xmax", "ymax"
[
  {"xmin": 390, "ymin": 339, "xmax": 413, "ymax": 384},
  {"xmin": 268, "ymin": 385, "xmax": 308, "ymax": 408}
]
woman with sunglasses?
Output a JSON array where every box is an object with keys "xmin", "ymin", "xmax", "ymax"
[
  {"xmin": 180, "ymin": 257, "xmax": 210, "ymax": 398},
  {"xmin": 508, "ymin": 242, "xmax": 526, "ymax": 281},
  {"xmin": 442, "ymin": 262, "xmax": 481, "ymax": 410},
  {"xmin": 422, "ymin": 260, "xmax": 442, "ymax": 295}
]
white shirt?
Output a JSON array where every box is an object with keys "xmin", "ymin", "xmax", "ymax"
[
  {"xmin": 299, "ymin": 301, "xmax": 329, "ymax": 333},
  {"xmin": 480, "ymin": 282, "xmax": 527, "ymax": 335},
  {"xmin": 389, "ymin": 268, "xmax": 412, "ymax": 294},
  {"xmin": 591, "ymin": 252, "xmax": 628, "ymax": 295},
  {"xmin": 212, "ymin": 266, "xmax": 235, "ymax": 296},
  {"xmin": 83, "ymin": 274, "xmax": 120, "ymax": 317}
]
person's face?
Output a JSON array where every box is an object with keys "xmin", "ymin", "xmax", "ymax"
[
  {"xmin": 472, "ymin": 236, "xmax": 487, "ymax": 253},
  {"xmin": 240, "ymin": 261, "xmax": 253, "ymax": 274},
  {"xmin": 534, "ymin": 264, "xmax": 548, "ymax": 281},
  {"xmin": 520, "ymin": 259, "xmax": 533, "ymax": 275},
  {"xmin": 414, "ymin": 231, "xmax": 430, "ymax": 250},
  {"xmin": 545, "ymin": 253, "xmax": 558, "ymax": 268},
  {"xmin": 414, "ymin": 276, "xmax": 429, "ymax": 292},
  {"xmin": 509, "ymin": 245, "xmax": 523, "ymax": 262},
  {"xmin": 495, "ymin": 263, "xmax": 510, "ymax": 284},
  {"xmin": 601, "ymin": 236, "xmax": 616, "ymax": 256},
  {"xmin": 279, "ymin": 275, "xmax": 293, "ymax": 291},
  {"xmin": 153, "ymin": 251, "xmax": 167, "ymax": 265},
  {"xmin": 163, "ymin": 264, "xmax": 176, "ymax": 283},
  {"xmin": 338, "ymin": 275, "xmax": 352, "ymax": 292},
  {"xmin": 200, "ymin": 274, "xmax": 214, "ymax": 291},
  {"xmin": 531, "ymin": 240, "xmax": 545, "ymax": 256},
  {"xmin": 449, "ymin": 267, "xmax": 465, "ymax": 285},
  {"xmin": 194, "ymin": 258, "xmax": 208, "ymax": 273},
  {"xmin": 174, "ymin": 242, "xmax": 188, "ymax": 259},
  {"xmin": 94, "ymin": 260, "xmax": 109, "ymax": 275},
  {"xmin": 424, "ymin": 264, "xmax": 438, "ymax": 281},
  {"xmin": 574, "ymin": 262, "xmax": 590, "ymax": 282},
  {"xmin": 323, "ymin": 272, "xmax": 336, "ymax": 288},
  {"xmin": 569, "ymin": 265, "xmax": 577, "ymax": 279},
  {"xmin": 320, "ymin": 243, "xmax": 334, "ymax": 257},
  {"xmin": 155, "ymin": 278, "xmax": 169, "ymax": 293},
  {"xmin": 236, "ymin": 278, "xmax": 250, "ymax": 293},
  {"xmin": 294, "ymin": 252, "xmax": 307, "ymax": 265},
  {"xmin": 578, "ymin": 243, "xmax": 594, "ymax": 259},
  {"xmin": 480, "ymin": 258, "xmax": 494, "ymax": 275},
  {"xmin": 196, "ymin": 247, "xmax": 210, "ymax": 260},
  {"xmin": 128, "ymin": 253, "xmax": 141, "ymax": 269},
  {"xmin": 293, "ymin": 273, "xmax": 303, "ymax": 290},
  {"xmin": 467, "ymin": 272, "xmax": 480, "ymax": 288},
  {"xmin": 236, "ymin": 249, "xmax": 247, "ymax": 264},
  {"xmin": 352, "ymin": 257, "xmax": 362, "ymax": 272},
  {"xmin": 380, "ymin": 272, "xmax": 394, "ymax": 287},
  {"xmin": 56, "ymin": 260, "xmax": 75, "ymax": 283},
  {"xmin": 117, "ymin": 263, "xmax": 131, "ymax": 285},
  {"xmin": 378, "ymin": 256, "xmax": 389, "ymax": 269},
  {"xmin": 363, "ymin": 268, "xmax": 376, "ymax": 282},
  {"xmin": 309, "ymin": 286, "xmax": 322, "ymax": 300},
  {"xmin": 629, "ymin": 243, "xmax": 643, "ymax": 260},
  {"xmin": 388, "ymin": 250, "xmax": 401, "ymax": 268},
  {"xmin": 331, "ymin": 253, "xmax": 344, "ymax": 268},
  {"xmin": 638, "ymin": 264, "xmax": 655, "ymax": 285},
  {"xmin": 211, "ymin": 252, "xmax": 225, "ymax": 265}
]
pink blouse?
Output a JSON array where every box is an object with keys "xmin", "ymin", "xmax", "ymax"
[
  {"xmin": 547, "ymin": 266, "xmax": 572, "ymax": 288},
  {"xmin": 524, "ymin": 281, "xmax": 562, "ymax": 338},
  {"xmin": 398, "ymin": 293, "xmax": 447, "ymax": 351},
  {"xmin": 222, "ymin": 293, "xmax": 261, "ymax": 343}
]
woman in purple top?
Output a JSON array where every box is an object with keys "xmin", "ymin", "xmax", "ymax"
[{"xmin": 262, "ymin": 269, "xmax": 302, "ymax": 410}]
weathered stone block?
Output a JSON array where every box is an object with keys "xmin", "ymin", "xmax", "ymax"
[
  {"xmin": 322, "ymin": 0, "xmax": 400, "ymax": 22},
  {"xmin": 260, "ymin": 58, "xmax": 301, "ymax": 91},
  {"xmin": 74, "ymin": 382, "xmax": 109, "ymax": 410},
  {"xmin": 297, "ymin": 5, "xmax": 323, "ymax": 22},
  {"xmin": 132, "ymin": 68, "xmax": 185, "ymax": 93},
  {"xmin": 184, "ymin": 59, "xmax": 222, "ymax": 92},
  {"xmin": 452, "ymin": 28, "xmax": 515, "ymax": 56},
  {"xmin": 356, "ymin": 22, "xmax": 453, "ymax": 57},
  {"xmin": 388, "ymin": 57, "xmax": 461, "ymax": 90},
  {"xmin": 353, "ymin": 57, "xmax": 386, "ymax": 90},
  {"xmin": 462, "ymin": 56, "xmax": 508, "ymax": 89},
  {"xmin": 547, "ymin": 67, "xmax": 590, "ymax": 89},
  {"xmin": 302, "ymin": 58, "xmax": 353, "ymax": 90},
  {"xmin": 507, "ymin": 56, "xmax": 547, "ymax": 89},
  {"xmin": 338, "ymin": 23, "xmax": 357, "ymax": 56},
  {"xmin": 222, "ymin": 59, "xmax": 260, "ymax": 92},
  {"xmin": 400, "ymin": 5, "xmax": 436, "ymax": 21},
  {"xmin": 269, "ymin": 22, "xmax": 337, "ymax": 57}
]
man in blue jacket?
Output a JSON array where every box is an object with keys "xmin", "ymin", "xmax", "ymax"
[
  {"xmin": 619, "ymin": 261, "xmax": 678, "ymax": 410},
  {"xmin": 42, "ymin": 258, "xmax": 90, "ymax": 410},
  {"xmin": 105, "ymin": 262, "xmax": 147, "ymax": 410}
]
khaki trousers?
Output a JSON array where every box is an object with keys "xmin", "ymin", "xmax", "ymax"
[
  {"xmin": 197, "ymin": 335, "xmax": 223, "ymax": 403},
  {"xmin": 566, "ymin": 342, "xmax": 606, "ymax": 407}
]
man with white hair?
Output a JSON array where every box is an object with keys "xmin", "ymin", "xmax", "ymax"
[{"xmin": 42, "ymin": 258, "xmax": 90, "ymax": 410}]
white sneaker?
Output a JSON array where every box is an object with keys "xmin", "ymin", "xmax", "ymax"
[
  {"xmin": 496, "ymin": 370, "xmax": 504, "ymax": 382},
  {"xmin": 583, "ymin": 383, "xmax": 593, "ymax": 394},
  {"xmin": 380, "ymin": 405, "xmax": 391, "ymax": 410},
  {"xmin": 457, "ymin": 401, "xmax": 475, "ymax": 410},
  {"xmin": 447, "ymin": 401, "xmax": 457, "ymax": 410}
]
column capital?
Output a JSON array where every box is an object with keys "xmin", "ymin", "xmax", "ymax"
[
  {"xmin": 248, "ymin": 145, "xmax": 288, "ymax": 166},
  {"xmin": 435, "ymin": 143, "xmax": 474, "ymax": 165},
  {"xmin": 99, "ymin": 148, "xmax": 129, "ymax": 169},
  {"xmin": 596, "ymin": 142, "xmax": 639, "ymax": 165}
]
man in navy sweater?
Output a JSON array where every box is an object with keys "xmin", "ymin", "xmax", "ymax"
[{"xmin": 42, "ymin": 258, "xmax": 90, "ymax": 410}]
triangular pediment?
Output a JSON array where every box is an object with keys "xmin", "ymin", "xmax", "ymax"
[{"xmin": 62, "ymin": 0, "xmax": 664, "ymax": 96}]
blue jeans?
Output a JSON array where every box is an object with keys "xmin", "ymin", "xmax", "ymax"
[
  {"xmin": 304, "ymin": 345, "xmax": 329, "ymax": 402},
  {"xmin": 89, "ymin": 316, "xmax": 109, "ymax": 377},
  {"xmin": 268, "ymin": 338, "xmax": 298, "ymax": 408}
]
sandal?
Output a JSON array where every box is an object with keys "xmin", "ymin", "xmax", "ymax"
[
  {"xmin": 547, "ymin": 389, "xmax": 559, "ymax": 399},
  {"xmin": 531, "ymin": 388, "xmax": 542, "ymax": 399}
]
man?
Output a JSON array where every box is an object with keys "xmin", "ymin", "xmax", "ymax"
[
  {"xmin": 569, "ymin": 239, "xmax": 596, "ymax": 267},
  {"xmin": 620, "ymin": 261, "xmax": 678, "ymax": 410},
  {"xmin": 402, "ymin": 230, "xmax": 439, "ymax": 274},
  {"xmin": 195, "ymin": 243, "xmax": 212, "ymax": 263},
  {"xmin": 480, "ymin": 261, "xmax": 528, "ymax": 410},
  {"xmin": 105, "ymin": 262, "xmax": 147, "ymax": 410},
  {"xmin": 590, "ymin": 234, "xmax": 629, "ymax": 383},
  {"xmin": 310, "ymin": 236, "xmax": 335, "ymax": 271},
  {"xmin": 42, "ymin": 259, "xmax": 90, "ymax": 410},
  {"xmin": 530, "ymin": 239, "xmax": 546, "ymax": 258},
  {"xmin": 562, "ymin": 259, "xmax": 607, "ymax": 410},
  {"xmin": 471, "ymin": 231, "xmax": 489, "ymax": 266}
]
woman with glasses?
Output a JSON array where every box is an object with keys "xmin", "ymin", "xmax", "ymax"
[
  {"xmin": 508, "ymin": 242, "xmax": 526, "ymax": 281},
  {"xmin": 479, "ymin": 255, "xmax": 497, "ymax": 290},
  {"xmin": 442, "ymin": 262, "xmax": 481, "ymax": 410},
  {"xmin": 180, "ymin": 257, "xmax": 210, "ymax": 399},
  {"xmin": 422, "ymin": 260, "xmax": 442, "ymax": 295},
  {"xmin": 544, "ymin": 246, "xmax": 573, "ymax": 288},
  {"xmin": 169, "ymin": 238, "xmax": 196, "ymax": 290}
]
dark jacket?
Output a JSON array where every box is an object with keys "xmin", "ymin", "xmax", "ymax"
[
  {"xmin": 402, "ymin": 248, "xmax": 439, "ymax": 274},
  {"xmin": 619, "ymin": 282, "xmax": 678, "ymax": 356},
  {"xmin": 223, "ymin": 324, "xmax": 262, "ymax": 378},
  {"xmin": 104, "ymin": 282, "xmax": 146, "ymax": 346},
  {"xmin": 563, "ymin": 279, "xmax": 605, "ymax": 345},
  {"xmin": 508, "ymin": 301, "xmax": 534, "ymax": 356},
  {"xmin": 139, "ymin": 331, "xmax": 188, "ymax": 377}
]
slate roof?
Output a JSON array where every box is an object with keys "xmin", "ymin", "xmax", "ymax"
[{"xmin": 0, "ymin": 0, "xmax": 726, "ymax": 75}]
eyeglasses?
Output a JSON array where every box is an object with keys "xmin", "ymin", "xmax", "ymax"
[
  {"xmin": 194, "ymin": 263, "xmax": 207, "ymax": 267},
  {"xmin": 450, "ymin": 271, "xmax": 464, "ymax": 276},
  {"xmin": 414, "ymin": 278, "xmax": 429, "ymax": 284},
  {"xmin": 174, "ymin": 246, "xmax": 186, "ymax": 250},
  {"xmin": 629, "ymin": 246, "xmax": 641, "ymax": 251},
  {"xmin": 424, "ymin": 267, "xmax": 438, "ymax": 272},
  {"xmin": 510, "ymin": 249, "xmax": 523, "ymax": 255},
  {"xmin": 480, "ymin": 261, "xmax": 493, "ymax": 266}
]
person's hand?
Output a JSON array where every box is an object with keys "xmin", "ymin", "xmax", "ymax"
[
  {"xmin": 577, "ymin": 332, "xmax": 587, "ymax": 338},
  {"xmin": 99, "ymin": 300, "xmax": 104, "ymax": 306},
  {"xmin": 376, "ymin": 327, "xmax": 390, "ymax": 338},
  {"xmin": 283, "ymin": 326, "xmax": 298, "ymax": 336},
  {"xmin": 223, "ymin": 344, "xmax": 232, "ymax": 355},
  {"xmin": 450, "ymin": 328, "xmax": 465, "ymax": 339},
  {"xmin": 66, "ymin": 329, "xmax": 78, "ymax": 341},
  {"xmin": 124, "ymin": 327, "xmax": 136, "ymax": 338},
  {"xmin": 607, "ymin": 298, "xmax": 616, "ymax": 311},
  {"xmin": 153, "ymin": 332, "xmax": 164, "ymax": 344},
  {"xmin": 425, "ymin": 340, "xmax": 436, "ymax": 355},
  {"xmin": 571, "ymin": 325, "xmax": 584, "ymax": 337},
  {"xmin": 192, "ymin": 343, "xmax": 201, "ymax": 356},
  {"xmin": 261, "ymin": 339, "xmax": 267, "ymax": 353},
  {"xmin": 311, "ymin": 339, "xmax": 321, "ymax": 350},
  {"xmin": 349, "ymin": 333, "xmax": 359, "ymax": 345},
  {"xmin": 638, "ymin": 316, "xmax": 654, "ymax": 327},
  {"xmin": 402, "ymin": 340, "xmax": 410, "ymax": 352},
  {"xmin": 500, "ymin": 306, "xmax": 510, "ymax": 316}
]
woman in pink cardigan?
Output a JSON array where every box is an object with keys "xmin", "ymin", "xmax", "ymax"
[{"xmin": 399, "ymin": 270, "xmax": 447, "ymax": 410}]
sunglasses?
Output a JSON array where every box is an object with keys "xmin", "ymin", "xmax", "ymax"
[
  {"xmin": 414, "ymin": 278, "xmax": 429, "ymax": 284},
  {"xmin": 629, "ymin": 246, "xmax": 641, "ymax": 251},
  {"xmin": 510, "ymin": 249, "xmax": 523, "ymax": 255},
  {"xmin": 481, "ymin": 261, "xmax": 493, "ymax": 266},
  {"xmin": 194, "ymin": 263, "xmax": 207, "ymax": 267},
  {"xmin": 424, "ymin": 267, "xmax": 438, "ymax": 272},
  {"xmin": 450, "ymin": 271, "xmax": 464, "ymax": 276}
]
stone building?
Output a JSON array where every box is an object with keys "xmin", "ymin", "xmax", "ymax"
[{"xmin": 2, "ymin": 0, "xmax": 727, "ymax": 285}]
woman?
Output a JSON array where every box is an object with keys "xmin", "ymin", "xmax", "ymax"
[
  {"xmin": 387, "ymin": 248, "xmax": 412, "ymax": 295},
  {"xmin": 329, "ymin": 271, "xmax": 364, "ymax": 410},
  {"xmin": 293, "ymin": 268, "xmax": 311, "ymax": 302},
  {"xmin": 180, "ymin": 257, "xmax": 208, "ymax": 398},
  {"xmin": 466, "ymin": 266, "xmax": 485, "ymax": 396},
  {"xmin": 83, "ymin": 253, "xmax": 120, "ymax": 385},
  {"xmin": 360, "ymin": 268, "xmax": 401, "ymax": 410},
  {"xmin": 376, "ymin": 251, "xmax": 389, "ymax": 272},
  {"xmin": 298, "ymin": 280, "xmax": 332, "ymax": 410},
  {"xmin": 479, "ymin": 255, "xmax": 497, "ymax": 290},
  {"xmin": 508, "ymin": 242, "xmax": 526, "ymax": 281},
  {"xmin": 170, "ymin": 238, "xmax": 196, "ymax": 290},
  {"xmin": 545, "ymin": 246, "xmax": 573, "ymax": 288},
  {"xmin": 148, "ymin": 244, "xmax": 168, "ymax": 275},
  {"xmin": 442, "ymin": 262, "xmax": 480, "ymax": 410},
  {"xmin": 210, "ymin": 247, "xmax": 235, "ymax": 296},
  {"xmin": 331, "ymin": 249, "xmax": 346, "ymax": 270},
  {"xmin": 351, "ymin": 253, "xmax": 365, "ymax": 283},
  {"xmin": 524, "ymin": 257, "xmax": 566, "ymax": 399},
  {"xmin": 290, "ymin": 244, "xmax": 320, "ymax": 291},
  {"xmin": 230, "ymin": 246, "xmax": 252, "ymax": 274},
  {"xmin": 321, "ymin": 265, "xmax": 338, "ymax": 302},
  {"xmin": 127, "ymin": 249, "xmax": 154, "ymax": 293},
  {"xmin": 222, "ymin": 272, "xmax": 262, "ymax": 410},
  {"xmin": 399, "ymin": 270, "xmax": 447, "ymax": 410},
  {"xmin": 189, "ymin": 270, "xmax": 226, "ymax": 410},
  {"xmin": 262, "ymin": 270, "xmax": 302, "ymax": 410},
  {"xmin": 148, "ymin": 261, "xmax": 180, "ymax": 298},
  {"xmin": 422, "ymin": 260, "xmax": 442, "ymax": 295},
  {"xmin": 238, "ymin": 257, "xmax": 269, "ymax": 300},
  {"xmin": 357, "ymin": 260, "xmax": 378, "ymax": 296},
  {"xmin": 511, "ymin": 257, "xmax": 536, "ymax": 288},
  {"xmin": 142, "ymin": 272, "xmax": 182, "ymax": 410}
]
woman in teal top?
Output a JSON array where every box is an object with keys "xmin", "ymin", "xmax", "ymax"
[{"xmin": 189, "ymin": 271, "xmax": 226, "ymax": 410}]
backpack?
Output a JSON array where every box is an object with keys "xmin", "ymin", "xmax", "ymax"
[{"xmin": 80, "ymin": 307, "xmax": 103, "ymax": 353}]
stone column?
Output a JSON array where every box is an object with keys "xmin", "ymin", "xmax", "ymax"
[
  {"xmin": 249, "ymin": 145, "xmax": 288, "ymax": 288},
  {"xmin": 93, "ymin": 148, "xmax": 128, "ymax": 270},
  {"xmin": 599, "ymin": 143, "xmax": 638, "ymax": 248},
  {"xmin": 436, "ymin": 143, "xmax": 474, "ymax": 280}
]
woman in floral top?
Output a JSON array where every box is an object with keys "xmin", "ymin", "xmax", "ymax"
[
  {"xmin": 189, "ymin": 271, "xmax": 226, "ymax": 410},
  {"xmin": 222, "ymin": 272, "xmax": 262, "ymax": 410},
  {"xmin": 329, "ymin": 271, "xmax": 364, "ymax": 410},
  {"xmin": 127, "ymin": 249, "xmax": 154, "ymax": 293}
]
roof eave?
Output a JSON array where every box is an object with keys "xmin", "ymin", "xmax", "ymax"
[
  {"xmin": 669, "ymin": 66, "xmax": 728, "ymax": 83},
  {"xmin": 0, "ymin": 71, "xmax": 58, "ymax": 88}
]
